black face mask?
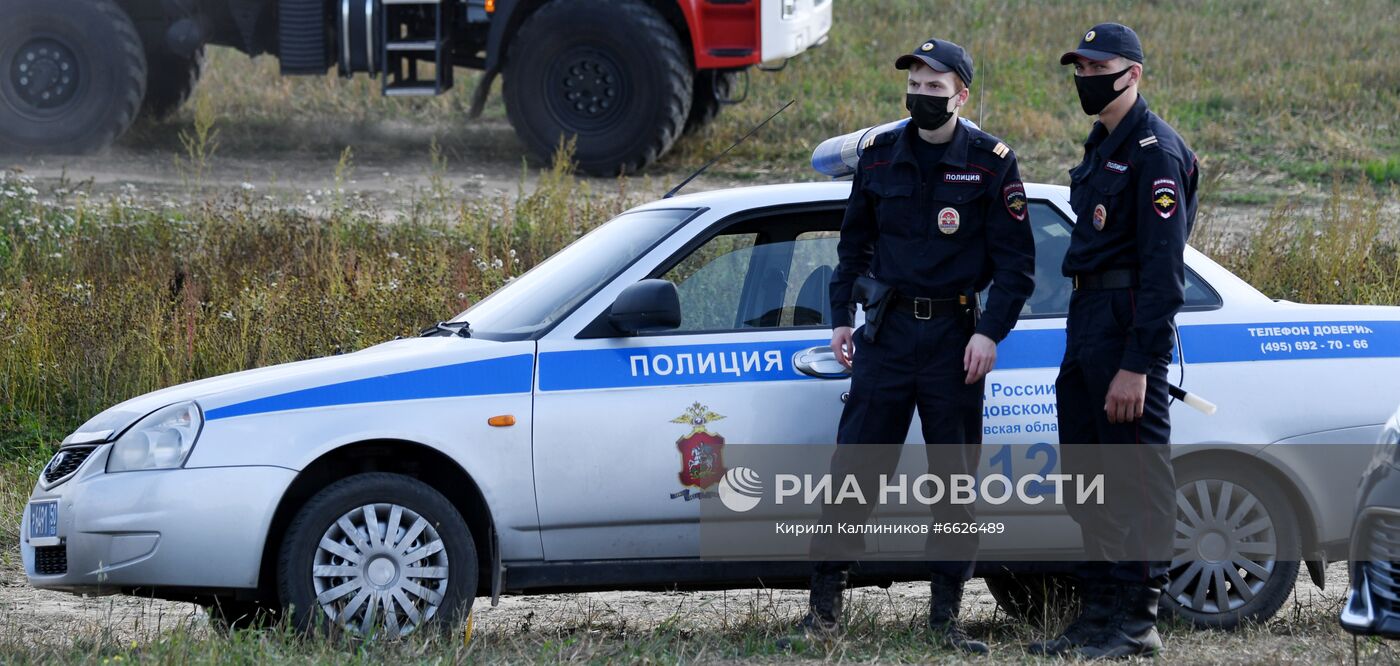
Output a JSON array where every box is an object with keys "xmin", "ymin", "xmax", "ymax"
[
  {"xmin": 906, "ymin": 93, "xmax": 956, "ymax": 131},
  {"xmin": 1074, "ymin": 70, "xmax": 1130, "ymax": 115}
]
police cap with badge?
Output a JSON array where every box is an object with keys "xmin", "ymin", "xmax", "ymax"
[
  {"xmin": 895, "ymin": 38, "xmax": 974, "ymax": 88},
  {"xmin": 1059, "ymin": 22, "xmax": 1145, "ymax": 65}
]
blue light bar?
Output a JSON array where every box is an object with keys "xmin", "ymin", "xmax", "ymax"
[{"xmin": 810, "ymin": 118, "xmax": 980, "ymax": 178}]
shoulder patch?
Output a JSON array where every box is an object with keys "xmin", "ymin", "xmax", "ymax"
[
  {"xmin": 1138, "ymin": 134, "xmax": 1159, "ymax": 151},
  {"xmin": 1003, "ymin": 182, "xmax": 1028, "ymax": 221},
  {"xmin": 992, "ymin": 142, "xmax": 1010, "ymax": 158},
  {"xmin": 1151, "ymin": 178, "xmax": 1179, "ymax": 219}
]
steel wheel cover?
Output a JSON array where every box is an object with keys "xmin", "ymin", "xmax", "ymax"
[
  {"xmin": 1169, "ymin": 479, "xmax": 1276, "ymax": 613},
  {"xmin": 312, "ymin": 503, "xmax": 450, "ymax": 637}
]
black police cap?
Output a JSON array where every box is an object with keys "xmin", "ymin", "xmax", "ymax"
[
  {"xmin": 1060, "ymin": 23, "xmax": 1144, "ymax": 65},
  {"xmin": 895, "ymin": 38, "xmax": 973, "ymax": 88}
]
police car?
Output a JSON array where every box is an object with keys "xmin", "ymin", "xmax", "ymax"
[{"xmin": 22, "ymin": 123, "xmax": 1400, "ymax": 638}]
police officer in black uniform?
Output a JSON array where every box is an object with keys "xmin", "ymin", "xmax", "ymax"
[
  {"xmin": 1027, "ymin": 23, "xmax": 1199, "ymax": 660},
  {"xmin": 787, "ymin": 37, "xmax": 1035, "ymax": 654}
]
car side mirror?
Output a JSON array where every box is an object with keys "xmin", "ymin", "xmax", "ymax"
[{"xmin": 609, "ymin": 279, "xmax": 681, "ymax": 334}]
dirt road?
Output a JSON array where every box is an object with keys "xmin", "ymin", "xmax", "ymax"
[{"xmin": 0, "ymin": 116, "xmax": 757, "ymax": 214}]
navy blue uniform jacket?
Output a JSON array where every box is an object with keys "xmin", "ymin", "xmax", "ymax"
[{"xmin": 829, "ymin": 120, "xmax": 1036, "ymax": 342}]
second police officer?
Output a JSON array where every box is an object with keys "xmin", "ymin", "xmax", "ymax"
[
  {"xmin": 793, "ymin": 37, "xmax": 1036, "ymax": 653},
  {"xmin": 1029, "ymin": 23, "xmax": 1200, "ymax": 659}
]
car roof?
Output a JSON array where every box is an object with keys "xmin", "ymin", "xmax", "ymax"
[{"xmin": 630, "ymin": 181, "xmax": 1072, "ymax": 218}]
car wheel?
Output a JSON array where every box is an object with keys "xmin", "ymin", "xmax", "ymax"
[
  {"xmin": 503, "ymin": 0, "xmax": 692, "ymax": 176},
  {"xmin": 684, "ymin": 69, "xmax": 739, "ymax": 135},
  {"xmin": 141, "ymin": 44, "xmax": 204, "ymax": 120},
  {"xmin": 1162, "ymin": 460, "xmax": 1301, "ymax": 629},
  {"xmin": 984, "ymin": 571, "xmax": 1080, "ymax": 629},
  {"xmin": 277, "ymin": 473, "xmax": 477, "ymax": 638},
  {"xmin": 0, "ymin": 0, "xmax": 145, "ymax": 154}
]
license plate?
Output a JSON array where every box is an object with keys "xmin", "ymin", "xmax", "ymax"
[{"xmin": 27, "ymin": 500, "xmax": 59, "ymax": 543}]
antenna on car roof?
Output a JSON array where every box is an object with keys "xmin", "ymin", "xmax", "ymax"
[
  {"xmin": 663, "ymin": 99, "xmax": 796, "ymax": 199},
  {"xmin": 977, "ymin": 58, "xmax": 987, "ymax": 128}
]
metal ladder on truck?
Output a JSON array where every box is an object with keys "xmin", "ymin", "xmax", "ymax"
[{"xmin": 381, "ymin": 0, "xmax": 452, "ymax": 96}]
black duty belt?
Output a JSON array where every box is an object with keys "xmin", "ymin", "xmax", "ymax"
[
  {"xmin": 891, "ymin": 293, "xmax": 971, "ymax": 320},
  {"xmin": 1072, "ymin": 268, "xmax": 1139, "ymax": 291}
]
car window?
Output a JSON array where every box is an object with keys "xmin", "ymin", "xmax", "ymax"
[
  {"xmin": 457, "ymin": 208, "xmax": 695, "ymax": 340},
  {"xmin": 1013, "ymin": 202, "xmax": 1221, "ymax": 317},
  {"xmin": 660, "ymin": 230, "xmax": 840, "ymax": 332},
  {"xmin": 663, "ymin": 232, "xmax": 759, "ymax": 331}
]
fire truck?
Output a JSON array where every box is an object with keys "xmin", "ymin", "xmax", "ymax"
[{"xmin": 0, "ymin": 0, "xmax": 832, "ymax": 174}]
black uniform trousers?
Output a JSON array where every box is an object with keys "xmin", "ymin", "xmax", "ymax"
[
  {"xmin": 810, "ymin": 308, "xmax": 983, "ymax": 580},
  {"xmin": 1056, "ymin": 288, "xmax": 1175, "ymax": 586}
]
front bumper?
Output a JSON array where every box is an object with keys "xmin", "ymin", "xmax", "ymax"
[
  {"xmin": 1340, "ymin": 461, "xmax": 1400, "ymax": 638},
  {"xmin": 21, "ymin": 444, "xmax": 296, "ymax": 595}
]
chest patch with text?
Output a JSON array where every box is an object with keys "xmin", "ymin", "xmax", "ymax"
[
  {"xmin": 1103, "ymin": 160, "xmax": 1130, "ymax": 173},
  {"xmin": 943, "ymin": 172, "xmax": 983, "ymax": 184}
]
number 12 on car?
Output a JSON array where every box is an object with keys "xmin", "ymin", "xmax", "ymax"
[{"xmin": 988, "ymin": 443, "xmax": 1059, "ymax": 497}]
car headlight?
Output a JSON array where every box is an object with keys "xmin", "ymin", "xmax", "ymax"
[{"xmin": 106, "ymin": 401, "xmax": 204, "ymax": 472}]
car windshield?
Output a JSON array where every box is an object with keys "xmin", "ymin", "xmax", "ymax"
[{"xmin": 453, "ymin": 208, "xmax": 697, "ymax": 340}]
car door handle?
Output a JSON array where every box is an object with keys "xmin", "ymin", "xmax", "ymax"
[{"xmin": 793, "ymin": 346, "xmax": 852, "ymax": 379}]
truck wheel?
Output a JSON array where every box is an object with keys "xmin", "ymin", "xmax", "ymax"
[
  {"xmin": 142, "ymin": 44, "xmax": 204, "ymax": 120},
  {"xmin": 984, "ymin": 572, "xmax": 1079, "ymax": 629},
  {"xmin": 503, "ymin": 0, "xmax": 692, "ymax": 175},
  {"xmin": 684, "ymin": 69, "xmax": 739, "ymax": 135},
  {"xmin": 0, "ymin": 0, "xmax": 146, "ymax": 154},
  {"xmin": 277, "ymin": 473, "xmax": 477, "ymax": 637},
  {"xmin": 1162, "ymin": 460, "xmax": 1301, "ymax": 629}
]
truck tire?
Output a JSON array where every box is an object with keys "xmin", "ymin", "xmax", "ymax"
[
  {"xmin": 503, "ymin": 0, "xmax": 692, "ymax": 176},
  {"xmin": 0, "ymin": 0, "xmax": 146, "ymax": 154},
  {"xmin": 142, "ymin": 44, "xmax": 204, "ymax": 120},
  {"xmin": 685, "ymin": 69, "xmax": 738, "ymax": 135},
  {"xmin": 277, "ymin": 473, "xmax": 477, "ymax": 637}
]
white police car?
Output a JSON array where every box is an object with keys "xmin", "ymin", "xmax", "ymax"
[{"xmin": 22, "ymin": 127, "xmax": 1400, "ymax": 637}]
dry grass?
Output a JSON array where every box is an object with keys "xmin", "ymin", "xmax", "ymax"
[{"xmin": 0, "ymin": 569, "xmax": 1394, "ymax": 664}]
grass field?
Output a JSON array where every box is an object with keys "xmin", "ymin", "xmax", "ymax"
[
  {"xmin": 1, "ymin": 565, "xmax": 1393, "ymax": 665},
  {"xmin": 133, "ymin": 0, "xmax": 1400, "ymax": 195}
]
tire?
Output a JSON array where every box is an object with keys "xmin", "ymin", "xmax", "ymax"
[
  {"xmin": 204, "ymin": 598, "xmax": 282, "ymax": 634},
  {"xmin": 684, "ymin": 69, "xmax": 739, "ymax": 135},
  {"xmin": 277, "ymin": 473, "xmax": 477, "ymax": 638},
  {"xmin": 141, "ymin": 44, "xmax": 204, "ymax": 120},
  {"xmin": 986, "ymin": 460, "xmax": 1301, "ymax": 632},
  {"xmin": 984, "ymin": 572, "xmax": 1080, "ymax": 629},
  {"xmin": 502, "ymin": 0, "xmax": 692, "ymax": 176},
  {"xmin": 1161, "ymin": 460, "xmax": 1301, "ymax": 629},
  {"xmin": 0, "ymin": 0, "xmax": 146, "ymax": 154}
]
